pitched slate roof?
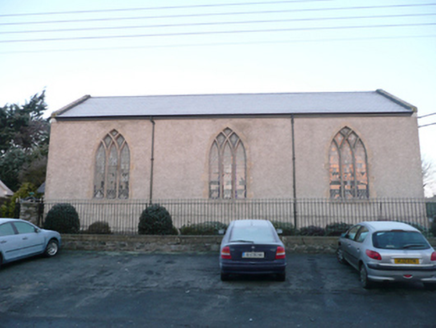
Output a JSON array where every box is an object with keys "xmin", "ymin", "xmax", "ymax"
[{"xmin": 53, "ymin": 89, "xmax": 416, "ymax": 119}]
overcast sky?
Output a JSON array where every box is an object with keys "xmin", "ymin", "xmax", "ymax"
[{"xmin": 1, "ymin": 0, "xmax": 435, "ymax": 193}]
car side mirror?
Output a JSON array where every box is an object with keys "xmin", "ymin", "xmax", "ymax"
[
  {"xmin": 276, "ymin": 229, "xmax": 283, "ymax": 235},
  {"xmin": 218, "ymin": 229, "xmax": 225, "ymax": 235},
  {"xmin": 35, "ymin": 228, "xmax": 41, "ymax": 233}
]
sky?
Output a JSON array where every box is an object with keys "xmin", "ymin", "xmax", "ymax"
[{"xmin": 1, "ymin": 0, "xmax": 436, "ymax": 195}]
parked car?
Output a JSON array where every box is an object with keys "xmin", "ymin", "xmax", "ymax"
[
  {"xmin": 0, "ymin": 218, "xmax": 61, "ymax": 267},
  {"xmin": 219, "ymin": 219, "xmax": 286, "ymax": 281},
  {"xmin": 336, "ymin": 221, "xmax": 436, "ymax": 289}
]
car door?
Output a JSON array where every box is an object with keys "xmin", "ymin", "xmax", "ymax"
[
  {"xmin": 347, "ymin": 226, "xmax": 369, "ymax": 268},
  {"xmin": 11, "ymin": 221, "xmax": 45, "ymax": 257},
  {"xmin": 342, "ymin": 225, "xmax": 362, "ymax": 269},
  {"xmin": 0, "ymin": 222, "xmax": 21, "ymax": 261}
]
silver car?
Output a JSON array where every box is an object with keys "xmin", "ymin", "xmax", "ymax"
[
  {"xmin": 0, "ymin": 218, "xmax": 61, "ymax": 267},
  {"xmin": 336, "ymin": 221, "xmax": 436, "ymax": 289}
]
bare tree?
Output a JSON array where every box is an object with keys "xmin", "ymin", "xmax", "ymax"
[{"xmin": 422, "ymin": 157, "xmax": 436, "ymax": 197}]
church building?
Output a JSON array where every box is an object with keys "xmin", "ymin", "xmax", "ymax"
[{"xmin": 46, "ymin": 89, "xmax": 423, "ymax": 203}]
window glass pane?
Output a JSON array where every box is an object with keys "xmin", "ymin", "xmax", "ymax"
[
  {"xmin": 330, "ymin": 128, "xmax": 368, "ymax": 199},
  {"xmin": 119, "ymin": 144, "xmax": 130, "ymax": 199},
  {"xmin": 373, "ymin": 231, "xmax": 429, "ymax": 250},
  {"xmin": 346, "ymin": 226, "xmax": 360, "ymax": 240},
  {"xmin": 230, "ymin": 226, "xmax": 276, "ymax": 243},
  {"xmin": 14, "ymin": 221, "xmax": 36, "ymax": 234},
  {"xmin": 235, "ymin": 143, "xmax": 246, "ymax": 199},
  {"xmin": 93, "ymin": 143, "xmax": 106, "ymax": 198},
  {"xmin": 355, "ymin": 140, "xmax": 368, "ymax": 198},
  {"xmin": 0, "ymin": 223, "xmax": 15, "ymax": 236},
  {"xmin": 106, "ymin": 144, "xmax": 118, "ymax": 199},
  {"xmin": 222, "ymin": 142, "xmax": 233, "ymax": 199},
  {"xmin": 329, "ymin": 142, "xmax": 341, "ymax": 199},
  {"xmin": 209, "ymin": 142, "xmax": 220, "ymax": 199},
  {"xmin": 104, "ymin": 135, "xmax": 112, "ymax": 147},
  {"xmin": 341, "ymin": 140, "xmax": 355, "ymax": 199},
  {"xmin": 356, "ymin": 227, "xmax": 369, "ymax": 242}
]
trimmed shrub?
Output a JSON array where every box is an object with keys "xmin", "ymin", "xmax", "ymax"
[
  {"xmin": 44, "ymin": 203, "xmax": 80, "ymax": 233},
  {"xmin": 299, "ymin": 225, "xmax": 326, "ymax": 236},
  {"xmin": 270, "ymin": 221, "xmax": 297, "ymax": 236},
  {"xmin": 87, "ymin": 221, "xmax": 111, "ymax": 234},
  {"xmin": 325, "ymin": 222, "xmax": 352, "ymax": 236},
  {"xmin": 430, "ymin": 220, "xmax": 436, "ymax": 237},
  {"xmin": 138, "ymin": 204, "xmax": 177, "ymax": 235},
  {"xmin": 180, "ymin": 221, "xmax": 228, "ymax": 235}
]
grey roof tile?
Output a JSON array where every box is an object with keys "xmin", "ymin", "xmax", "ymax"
[{"xmin": 53, "ymin": 90, "xmax": 415, "ymax": 119}]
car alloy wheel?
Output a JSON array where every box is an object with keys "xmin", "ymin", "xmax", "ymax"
[
  {"xmin": 336, "ymin": 247, "xmax": 346, "ymax": 264},
  {"xmin": 44, "ymin": 240, "xmax": 59, "ymax": 257},
  {"xmin": 360, "ymin": 264, "xmax": 372, "ymax": 289}
]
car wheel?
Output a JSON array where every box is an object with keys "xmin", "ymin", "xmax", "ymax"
[
  {"xmin": 44, "ymin": 239, "xmax": 59, "ymax": 257},
  {"xmin": 423, "ymin": 283, "xmax": 436, "ymax": 291},
  {"xmin": 360, "ymin": 264, "xmax": 372, "ymax": 289},
  {"xmin": 336, "ymin": 247, "xmax": 347, "ymax": 264},
  {"xmin": 220, "ymin": 272, "xmax": 230, "ymax": 281},
  {"xmin": 277, "ymin": 272, "xmax": 286, "ymax": 282}
]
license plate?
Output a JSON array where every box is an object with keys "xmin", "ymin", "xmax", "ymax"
[
  {"xmin": 394, "ymin": 258, "xmax": 419, "ymax": 264},
  {"xmin": 242, "ymin": 252, "xmax": 264, "ymax": 259}
]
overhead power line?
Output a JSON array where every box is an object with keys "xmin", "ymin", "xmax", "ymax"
[
  {"xmin": 2, "ymin": 13, "xmax": 435, "ymax": 35},
  {"xmin": 2, "ymin": 22, "xmax": 435, "ymax": 44},
  {"xmin": 418, "ymin": 112, "xmax": 436, "ymax": 119},
  {"xmin": 419, "ymin": 122, "xmax": 436, "ymax": 128},
  {"xmin": 1, "ymin": 34, "xmax": 435, "ymax": 55},
  {"xmin": 0, "ymin": 0, "xmax": 332, "ymax": 17},
  {"xmin": 1, "ymin": 3, "xmax": 435, "ymax": 26}
]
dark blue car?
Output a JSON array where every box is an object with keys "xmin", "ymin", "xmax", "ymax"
[{"xmin": 219, "ymin": 220, "xmax": 287, "ymax": 281}]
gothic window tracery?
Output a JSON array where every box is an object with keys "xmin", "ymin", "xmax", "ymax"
[
  {"xmin": 329, "ymin": 127, "xmax": 368, "ymax": 199},
  {"xmin": 93, "ymin": 130, "xmax": 130, "ymax": 199},
  {"xmin": 209, "ymin": 128, "xmax": 246, "ymax": 199}
]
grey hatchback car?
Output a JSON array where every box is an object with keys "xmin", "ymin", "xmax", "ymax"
[{"xmin": 336, "ymin": 221, "xmax": 436, "ymax": 289}]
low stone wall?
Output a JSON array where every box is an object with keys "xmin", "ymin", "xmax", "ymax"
[
  {"xmin": 61, "ymin": 234, "xmax": 436, "ymax": 254},
  {"xmin": 62, "ymin": 235, "xmax": 341, "ymax": 254}
]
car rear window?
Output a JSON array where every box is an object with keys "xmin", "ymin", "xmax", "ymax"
[
  {"xmin": 230, "ymin": 225, "xmax": 277, "ymax": 244},
  {"xmin": 372, "ymin": 231, "xmax": 430, "ymax": 250}
]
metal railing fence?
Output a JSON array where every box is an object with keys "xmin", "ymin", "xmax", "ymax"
[{"xmin": 42, "ymin": 198, "xmax": 436, "ymax": 235}]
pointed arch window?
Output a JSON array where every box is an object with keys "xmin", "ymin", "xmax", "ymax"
[
  {"xmin": 93, "ymin": 130, "xmax": 130, "ymax": 199},
  {"xmin": 329, "ymin": 127, "xmax": 368, "ymax": 199},
  {"xmin": 209, "ymin": 128, "xmax": 246, "ymax": 199}
]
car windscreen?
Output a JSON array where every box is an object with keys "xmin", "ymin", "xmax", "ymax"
[
  {"xmin": 372, "ymin": 231, "xmax": 430, "ymax": 250},
  {"xmin": 230, "ymin": 225, "xmax": 277, "ymax": 244}
]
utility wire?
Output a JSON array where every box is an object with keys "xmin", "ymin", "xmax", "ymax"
[
  {"xmin": 1, "ymin": 3, "xmax": 435, "ymax": 26},
  {"xmin": 418, "ymin": 112, "xmax": 436, "ymax": 119},
  {"xmin": 2, "ymin": 22, "xmax": 435, "ymax": 43},
  {"xmin": 1, "ymin": 34, "xmax": 435, "ymax": 55},
  {"xmin": 2, "ymin": 12, "xmax": 435, "ymax": 35},
  {"xmin": 0, "ymin": 0, "xmax": 333, "ymax": 17},
  {"xmin": 419, "ymin": 122, "xmax": 436, "ymax": 128}
]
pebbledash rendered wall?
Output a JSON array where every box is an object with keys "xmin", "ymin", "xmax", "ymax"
[
  {"xmin": 46, "ymin": 114, "xmax": 423, "ymax": 200},
  {"xmin": 44, "ymin": 113, "xmax": 425, "ymax": 233}
]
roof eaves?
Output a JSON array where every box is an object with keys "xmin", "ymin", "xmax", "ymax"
[
  {"xmin": 51, "ymin": 95, "xmax": 91, "ymax": 118},
  {"xmin": 376, "ymin": 89, "xmax": 417, "ymax": 112}
]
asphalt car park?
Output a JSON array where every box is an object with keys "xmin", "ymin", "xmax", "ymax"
[{"xmin": 1, "ymin": 250, "xmax": 435, "ymax": 327}]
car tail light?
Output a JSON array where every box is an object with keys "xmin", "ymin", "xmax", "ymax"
[
  {"xmin": 366, "ymin": 249, "xmax": 382, "ymax": 261},
  {"xmin": 221, "ymin": 246, "xmax": 232, "ymax": 259},
  {"xmin": 276, "ymin": 246, "xmax": 286, "ymax": 259},
  {"xmin": 431, "ymin": 252, "xmax": 436, "ymax": 261}
]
